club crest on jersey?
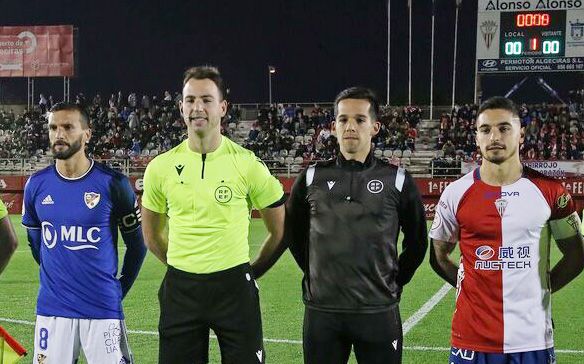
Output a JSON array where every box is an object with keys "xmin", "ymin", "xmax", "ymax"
[
  {"xmin": 84, "ymin": 192, "xmax": 101, "ymax": 209},
  {"xmin": 494, "ymin": 198, "xmax": 507, "ymax": 217},
  {"xmin": 557, "ymin": 193, "xmax": 571, "ymax": 209}
]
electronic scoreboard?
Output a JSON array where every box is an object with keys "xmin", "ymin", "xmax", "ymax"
[{"xmin": 477, "ymin": 0, "xmax": 584, "ymax": 73}]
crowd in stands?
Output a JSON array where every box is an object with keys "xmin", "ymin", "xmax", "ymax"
[
  {"xmin": 435, "ymin": 90, "xmax": 584, "ymax": 162},
  {"xmin": 0, "ymin": 88, "xmax": 582, "ymax": 175},
  {"xmin": 0, "ymin": 91, "xmax": 240, "ymax": 164},
  {"xmin": 242, "ymin": 103, "xmax": 422, "ymax": 170},
  {"xmin": 0, "ymin": 90, "xmax": 421, "ymax": 170}
]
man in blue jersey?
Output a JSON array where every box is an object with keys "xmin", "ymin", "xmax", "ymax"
[{"xmin": 22, "ymin": 102, "xmax": 147, "ymax": 364}]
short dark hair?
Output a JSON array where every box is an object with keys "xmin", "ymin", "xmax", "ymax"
[
  {"xmin": 477, "ymin": 96, "xmax": 520, "ymax": 119},
  {"xmin": 334, "ymin": 87, "xmax": 380, "ymax": 120},
  {"xmin": 183, "ymin": 66, "xmax": 227, "ymax": 100},
  {"xmin": 49, "ymin": 102, "xmax": 91, "ymax": 129}
]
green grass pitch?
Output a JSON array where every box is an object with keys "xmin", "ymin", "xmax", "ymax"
[{"xmin": 1, "ymin": 216, "xmax": 583, "ymax": 363}]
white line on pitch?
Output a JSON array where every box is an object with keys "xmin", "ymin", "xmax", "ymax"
[
  {"xmin": 0, "ymin": 317, "xmax": 301, "ymax": 344},
  {"xmin": 402, "ymin": 283, "xmax": 452, "ymax": 336},
  {"xmin": 1, "ymin": 317, "xmax": 583, "ymax": 354}
]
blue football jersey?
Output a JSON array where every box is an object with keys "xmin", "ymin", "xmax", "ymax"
[{"xmin": 22, "ymin": 161, "xmax": 141, "ymax": 319}]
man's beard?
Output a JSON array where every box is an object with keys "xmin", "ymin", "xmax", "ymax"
[
  {"xmin": 483, "ymin": 147, "xmax": 515, "ymax": 165},
  {"xmin": 51, "ymin": 137, "xmax": 83, "ymax": 160}
]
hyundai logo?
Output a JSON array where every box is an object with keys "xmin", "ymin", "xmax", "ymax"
[
  {"xmin": 475, "ymin": 245, "xmax": 495, "ymax": 260},
  {"xmin": 482, "ymin": 60, "xmax": 497, "ymax": 68}
]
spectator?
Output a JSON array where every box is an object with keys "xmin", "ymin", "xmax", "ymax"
[
  {"xmin": 442, "ymin": 140, "xmax": 456, "ymax": 158},
  {"xmin": 38, "ymin": 94, "xmax": 48, "ymax": 114}
]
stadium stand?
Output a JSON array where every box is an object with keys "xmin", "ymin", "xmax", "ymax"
[{"xmin": 0, "ymin": 89, "xmax": 582, "ymax": 178}]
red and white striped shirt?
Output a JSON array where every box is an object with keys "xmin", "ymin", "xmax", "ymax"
[{"xmin": 430, "ymin": 167, "xmax": 578, "ymax": 353}]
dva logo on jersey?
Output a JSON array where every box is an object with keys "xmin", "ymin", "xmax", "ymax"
[
  {"xmin": 41, "ymin": 221, "xmax": 101, "ymax": 251},
  {"xmin": 84, "ymin": 192, "xmax": 101, "ymax": 209}
]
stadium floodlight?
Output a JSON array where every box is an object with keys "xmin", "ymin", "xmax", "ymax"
[
  {"xmin": 387, "ymin": 0, "xmax": 390, "ymax": 105},
  {"xmin": 452, "ymin": 0, "xmax": 462, "ymax": 109},
  {"xmin": 430, "ymin": 0, "xmax": 436, "ymax": 120},
  {"xmin": 268, "ymin": 65, "xmax": 276, "ymax": 105},
  {"xmin": 408, "ymin": 0, "xmax": 412, "ymax": 105}
]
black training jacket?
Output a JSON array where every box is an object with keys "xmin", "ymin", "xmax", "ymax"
[{"xmin": 286, "ymin": 153, "xmax": 428, "ymax": 313}]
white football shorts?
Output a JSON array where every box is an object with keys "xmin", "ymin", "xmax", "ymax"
[{"xmin": 33, "ymin": 315, "xmax": 133, "ymax": 364}]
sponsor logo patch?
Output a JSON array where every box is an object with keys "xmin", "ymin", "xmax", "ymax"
[
  {"xmin": 475, "ymin": 245, "xmax": 495, "ymax": 260},
  {"xmin": 451, "ymin": 347, "xmax": 475, "ymax": 360},
  {"xmin": 104, "ymin": 322, "xmax": 122, "ymax": 354},
  {"xmin": 566, "ymin": 214, "xmax": 580, "ymax": 232},
  {"xmin": 41, "ymin": 195, "xmax": 54, "ymax": 205},
  {"xmin": 392, "ymin": 339, "xmax": 398, "ymax": 350},
  {"xmin": 482, "ymin": 59, "xmax": 497, "ymax": 68},
  {"xmin": 430, "ymin": 211, "xmax": 442, "ymax": 231},
  {"xmin": 474, "ymin": 245, "xmax": 532, "ymax": 271},
  {"xmin": 256, "ymin": 349, "xmax": 263, "ymax": 362},
  {"xmin": 557, "ymin": 193, "xmax": 571, "ymax": 209}
]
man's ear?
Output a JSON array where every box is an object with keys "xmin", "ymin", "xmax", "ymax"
[{"xmin": 371, "ymin": 120, "xmax": 381, "ymax": 137}]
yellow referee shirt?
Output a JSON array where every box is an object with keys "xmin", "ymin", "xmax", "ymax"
[
  {"xmin": 0, "ymin": 199, "xmax": 7, "ymax": 219},
  {"xmin": 142, "ymin": 137, "xmax": 284, "ymax": 273}
]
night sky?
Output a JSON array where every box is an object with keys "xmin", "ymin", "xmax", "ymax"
[{"xmin": 2, "ymin": 0, "xmax": 582, "ymax": 105}]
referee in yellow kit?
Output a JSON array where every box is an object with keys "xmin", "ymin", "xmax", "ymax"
[
  {"xmin": 0, "ymin": 198, "xmax": 18, "ymax": 275},
  {"xmin": 141, "ymin": 66, "xmax": 286, "ymax": 364}
]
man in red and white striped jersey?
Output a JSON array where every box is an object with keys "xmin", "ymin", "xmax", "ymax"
[{"xmin": 430, "ymin": 96, "xmax": 584, "ymax": 364}]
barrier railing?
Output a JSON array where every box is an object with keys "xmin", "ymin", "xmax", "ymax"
[
  {"xmin": 0, "ymin": 158, "xmax": 312, "ymax": 178},
  {"xmin": 430, "ymin": 158, "xmax": 463, "ymax": 178}
]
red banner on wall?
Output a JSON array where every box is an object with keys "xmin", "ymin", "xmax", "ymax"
[
  {"xmin": 0, "ymin": 25, "xmax": 74, "ymax": 77},
  {"xmin": 1, "ymin": 193, "xmax": 23, "ymax": 214},
  {"xmin": 3, "ymin": 175, "xmax": 584, "ymax": 218},
  {"xmin": 0, "ymin": 176, "xmax": 28, "ymax": 191}
]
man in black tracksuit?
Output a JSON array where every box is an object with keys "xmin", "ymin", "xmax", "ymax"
[{"xmin": 286, "ymin": 87, "xmax": 428, "ymax": 364}]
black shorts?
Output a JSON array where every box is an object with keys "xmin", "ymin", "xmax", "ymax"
[
  {"xmin": 158, "ymin": 263, "xmax": 265, "ymax": 364},
  {"xmin": 303, "ymin": 305, "xmax": 403, "ymax": 364}
]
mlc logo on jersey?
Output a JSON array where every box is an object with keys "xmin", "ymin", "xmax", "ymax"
[
  {"xmin": 41, "ymin": 221, "xmax": 101, "ymax": 251},
  {"xmin": 367, "ymin": 180, "xmax": 384, "ymax": 194},
  {"xmin": 84, "ymin": 192, "xmax": 101, "ymax": 209},
  {"xmin": 41, "ymin": 221, "xmax": 58, "ymax": 249}
]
